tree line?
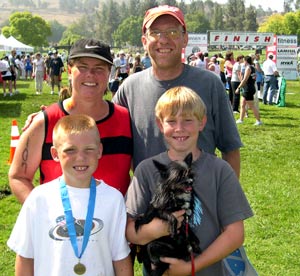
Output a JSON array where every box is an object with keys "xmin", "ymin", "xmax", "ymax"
[{"xmin": 2, "ymin": 0, "xmax": 300, "ymax": 50}]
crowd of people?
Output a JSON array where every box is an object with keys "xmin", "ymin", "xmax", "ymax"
[
  {"xmin": 6, "ymin": 4, "xmax": 263, "ymax": 276},
  {"xmin": 0, "ymin": 49, "xmax": 68, "ymax": 96},
  {"xmin": 186, "ymin": 48, "xmax": 280, "ymax": 126}
]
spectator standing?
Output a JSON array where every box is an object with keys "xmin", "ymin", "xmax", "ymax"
[
  {"xmin": 0, "ymin": 56, "xmax": 13, "ymax": 97},
  {"xmin": 118, "ymin": 51, "xmax": 129, "ymax": 81},
  {"xmin": 24, "ymin": 54, "xmax": 33, "ymax": 80},
  {"xmin": 32, "ymin": 52, "xmax": 46, "ymax": 95},
  {"xmin": 236, "ymin": 56, "xmax": 262, "ymax": 126},
  {"xmin": 141, "ymin": 51, "xmax": 152, "ymax": 69},
  {"xmin": 9, "ymin": 49, "xmax": 20, "ymax": 94},
  {"xmin": 254, "ymin": 53, "xmax": 264, "ymax": 96},
  {"xmin": 109, "ymin": 51, "xmax": 121, "ymax": 97},
  {"xmin": 15, "ymin": 55, "xmax": 24, "ymax": 79},
  {"xmin": 231, "ymin": 55, "xmax": 244, "ymax": 113},
  {"xmin": 217, "ymin": 53, "xmax": 226, "ymax": 85},
  {"xmin": 49, "ymin": 50, "xmax": 64, "ymax": 95},
  {"xmin": 195, "ymin": 52, "xmax": 206, "ymax": 70},
  {"xmin": 132, "ymin": 55, "xmax": 143, "ymax": 73},
  {"xmin": 7, "ymin": 114, "xmax": 133, "ymax": 276},
  {"xmin": 262, "ymin": 53, "xmax": 279, "ymax": 105},
  {"xmin": 224, "ymin": 51, "xmax": 235, "ymax": 106}
]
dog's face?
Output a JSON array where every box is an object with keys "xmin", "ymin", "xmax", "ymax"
[{"xmin": 152, "ymin": 153, "xmax": 194, "ymax": 212}]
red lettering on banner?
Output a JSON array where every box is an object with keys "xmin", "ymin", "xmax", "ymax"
[
  {"xmin": 233, "ymin": 36, "xmax": 240, "ymax": 42},
  {"xmin": 245, "ymin": 36, "xmax": 249, "ymax": 42},
  {"xmin": 264, "ymin": 37, "xmax": 271, "ymax": 42},
  {"xmin": 254, "ymin": 36, "xmax": 259, "ymax": 42},
  {"xmin": 224, "ymin": 36, "xmax": 228, "ymax": 41},
  {"xmin": 214, "ymin": 35, "xmax": 220, "ymax": 41}
]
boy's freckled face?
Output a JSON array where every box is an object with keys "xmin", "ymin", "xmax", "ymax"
[
  {"xmin": 53, "ymin": 130, "xmax": 102, "ymax": 182},
  {"xmin": 158, "ymin": 112, "xmax": 204, "ymax": 154}
]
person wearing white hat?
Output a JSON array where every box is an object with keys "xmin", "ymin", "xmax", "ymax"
[{"xmin": 262, "ymin": 53, "xmax": 279, "ymax": 105}]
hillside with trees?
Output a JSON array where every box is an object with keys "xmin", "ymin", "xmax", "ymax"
[{"xmin": 1, "ymin": 0, "xmax": 299, "ymax": 49}]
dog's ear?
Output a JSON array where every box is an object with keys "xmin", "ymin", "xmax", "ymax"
[
  {"xmin": 153, "ymin": 160, "xmax": 169, "ymax": 178},
  {"xmin": 184, "ymin": 153, "xmax": 193, "ymax": 167}
]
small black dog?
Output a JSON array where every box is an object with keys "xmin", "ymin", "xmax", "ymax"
[{"xmin": 135, "ymin": 153, "xmax": 201, "ymax": 276}]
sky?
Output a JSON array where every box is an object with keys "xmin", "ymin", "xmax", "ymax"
[{"xmin": 212, "ymin": 0, "xmax": 284, "ymax": 12}]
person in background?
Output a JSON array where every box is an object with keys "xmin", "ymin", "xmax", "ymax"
[
  {"xmin": 217, "ymin": 53, "xmax": 226, "ymax": 86},
  {"xmin": 236, "ymin": 55, "xmax": 263, "ymax": 126},
  {"xmin": 15, "ymin": 55, "xmax": 24, "ymax": 80},
  {"xmin": 254, "ymin": 52, "xmax": 264, "ymax": 96},
  {"xmin": 194, "ymin": 51, "xmax": 206, "ymax": 70},
  {"xmin": 224, "ymin": 51, "xmax": 235, "ymax": 107},
  {"xmin": 0, "ymin": 56, "xmax": 13, "ymax": 97},
  {"xmin": 24, "ymin": 54, "xmax": 33, "ymax": 80},
  {"xmin": 132, "ymin": 55, "xmax": 143, "ymax": 73},
  {"xmin": 262, "ymin": 53, "xmax": 279, "ymax": 105},
  {"xmin": 49, "ymin": 50, "xmax": 64, "ymax": 95},
  {"xmin": 9, "ymin": 38, "xmax": 133, "ymax": 204},
  {"xmin": 126, "ymin": 86, "xmax": 253, "ymax": 276},
  {"xmin": 7, "ymin": 114, "xmax": 133, "ymax": 276},
  {"xmin": 9, "ymin": 49, "xmax": 20, "ymax": 93},
  {"xmin": 32, "ymin": 52, "xmax": 46, "ymax": 95},
  {"xmin": 141, "ymin": 51, "xmax": 152, "ymax": 69},
  {"xmin": 109, "ymin": 51, "xmax": 121, "ymax": 97},
  {"xmin": 118, "ymin": 50, "xmax": 129, "ymax": 81},
  {"xmin": 231, "ymin": 55, "xmax": 244, "ymax": 114}
]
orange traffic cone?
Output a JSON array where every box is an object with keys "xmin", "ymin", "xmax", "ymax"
[{"xmin": 8, "ymin": 119, "xmax": 20, "ymax": 165}]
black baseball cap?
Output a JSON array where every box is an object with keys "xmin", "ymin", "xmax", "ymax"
[{"xmin": 69, "ymin": 38, "xmax": 113, "ymax": 65}]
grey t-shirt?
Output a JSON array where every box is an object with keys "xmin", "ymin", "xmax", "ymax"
[
  {"xmin": 113, "ymin": 64, "xmax": 242, "ymax": 169},
  {"xmin": 126, "ymin": 151, "xmax": 253, "ymax": 276}
]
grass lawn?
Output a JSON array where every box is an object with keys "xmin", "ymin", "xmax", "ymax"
[{"xmin": 0, "ymin": 73, "xmax": 299, "ymax": 276}]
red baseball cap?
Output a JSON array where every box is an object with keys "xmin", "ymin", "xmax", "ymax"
[{"xmin": 142, "ymin": 5, "xmax": 186, "ymax": 33}]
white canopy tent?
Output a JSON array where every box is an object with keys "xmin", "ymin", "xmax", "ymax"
[
  {"xmin": 0, "ymin": 34, "xmax": 34, "ymax": 53},
  {"xmin": 0, "ymin": 34, "xmax": 9, "ymax": 51}
]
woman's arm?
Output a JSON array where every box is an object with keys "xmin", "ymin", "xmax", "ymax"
[{"xmin": 8, "ymin": 113, "xmax": 45, "ymax": 204}]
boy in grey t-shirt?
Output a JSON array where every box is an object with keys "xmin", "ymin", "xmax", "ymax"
[{"xmin": 126, "ymin": 86, "xmax": 253, "ymax": 276}]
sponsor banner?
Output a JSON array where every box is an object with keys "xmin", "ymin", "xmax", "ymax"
[
  {"xmin": 276, "ymin": 35, "xmax": 298, "ymax": 77},
  {"xmin": 277, "ymin": 36, "xmax": 297, "ymax": 47},
  {"xmin": 277, "ymin": 48, "xmax": 297, "ymax": 58},
  {"xmin": 277, "ymin": 58, "xmax": 297, "ymax": 70},
  {"xmin": 279, "ymin": 70, "xmax": 298, "ymax": 80},
  {"xmin": 185, "ymin": 33, "xmax": 208, "ymax": 56},
  {"xmin": 209, "ymin": 31, "xmax": 274, "ymax": 45}
]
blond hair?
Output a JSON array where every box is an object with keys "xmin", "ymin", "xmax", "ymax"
[
  {"xmin": 53, "ymin": 114, "xmax": 100, "ymax": 147},
  {"xmin": 155, "ymin": 86, "xmax": 206, "ymax": 122}
]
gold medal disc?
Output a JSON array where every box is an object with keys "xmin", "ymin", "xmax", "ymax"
[{"xmin": 74, "ymin": 262, "xmax": 86, "ymax": 275}]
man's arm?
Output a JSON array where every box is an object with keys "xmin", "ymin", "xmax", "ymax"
[
  {"xmin": 113, "ymin": 255, "xmax": 133, "ymax": 276},
  {"xmin": 222, "ymin": 149, "xmax": 240, "ymax": 179},
  {"xmin": 8, "ymin": 113, "xmax": 45, "ymax": 204},
  {"xmin": 15, "ymin": 255, "xmax": 34, "ymax": 276}
]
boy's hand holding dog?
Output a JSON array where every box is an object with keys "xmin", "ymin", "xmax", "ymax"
[
  {"xmin": 161, "ymin": 257, "xmax": 191, "ymax": 276},
  {"xmin": 126, "ymin": 210, "xmax": 185, "ymax": 245}
]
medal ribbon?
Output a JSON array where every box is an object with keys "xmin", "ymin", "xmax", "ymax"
[{"xmin": 60, "ymin": 177, "xmax": 96, "ymax": 260}]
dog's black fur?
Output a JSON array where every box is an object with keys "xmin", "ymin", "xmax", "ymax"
[{"xmin": 135, "ymin": 153, "xmax": 201, "ymax": 276}]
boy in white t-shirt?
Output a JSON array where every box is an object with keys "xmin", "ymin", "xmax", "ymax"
[{"xmin": 8, "ymin": 114, "xmax": 133, "ymax": 276}]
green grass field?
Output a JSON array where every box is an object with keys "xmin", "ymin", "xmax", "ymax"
[{"xmin": 0, "ymin": 73, "xmax": 300, "ymax": 275}]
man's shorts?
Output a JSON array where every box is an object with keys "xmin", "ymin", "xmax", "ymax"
[{"xmin": 51, "ymin": 75, "xmax": 60, "ymax": 85}]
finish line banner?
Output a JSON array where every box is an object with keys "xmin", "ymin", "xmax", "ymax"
[{"xmin": 209, "ymin": 31, "xmax": 274, "ymax": 46}]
